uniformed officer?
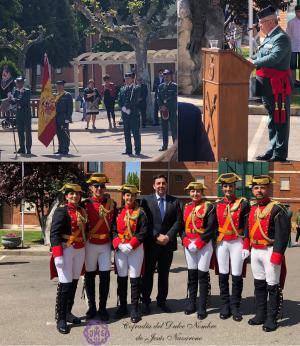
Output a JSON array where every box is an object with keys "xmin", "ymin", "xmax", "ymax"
[
  {"xmin": 50, "ymin": 183, "xmax": 87, "ymax": 334},
  {"xmin": 157, "ymin": 69, "xmax": 177, "ymax": 151},
  {"xmin": 214, "ymin": 173, "xmax": 250, "ymax": 322},
  {"xmin": 10, "ymin": 76, "xmax": 32, "ymax": 155},
  {"xmin": 118, "ymin": 72, "xmax": 141, "ymax": 156},
  {"xmin": 181, "ymin": 182, "xmax": 216, "ymax": 320},
  {"xmin": 253, "ymin": 6, "xmax": 292, "ymax": 162},
  {"xmin": 112, "ymin": 184, "xmax": 148, "ymax": 323},
  {"xmin": 84, "ymin": 173, "xmax": 117, "ymax": 321},
  {"xmin": 55, "ymin": 80, "xmax": 73, "ymax": 155},
  {"xmin": 246, "ymin": 175, "xmax": 290, "ymax": 332}
]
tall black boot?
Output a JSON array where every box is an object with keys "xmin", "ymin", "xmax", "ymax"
[
  {"xmin": 197, "ymin": 270, "xmax": 209, "ymax": 320},
  {"xmin": 184, "ymin": 269, "xmax": 198, "ymax": 315},
  {"xmin": 99, "ymin": 271, "xmax": 110, "ymax": 321},
  {"xmin": 263, "ymin": 284, "xmax": 280, "ymax": 332},
  {"xmin": 114, "ymin": 276, "xmax": 128, "ymax": 319},
  {"xmin": 66, "ymin": 279, "xmax": 81, "ymax": 325},
  {"xmin": 85, "ymin": 271, "xmax": 97, "ymax": 319},
  {"xmin": 130, "ymin": 277, "xmax": 142, "ymax": 323},
  {"xmin": 219, "ymin": 273, "xmax": 231, "ymax": 319},
  {"xmin": 248, "ymin": 279, "xmax": 267, "ymax": 325},
  {"xmin": 231, "ymin": 275, "xmax": 243, "ymax": 322},
  {"xmin": 55, "ymin": 282, "xmax": 72, "ymax": 334}
]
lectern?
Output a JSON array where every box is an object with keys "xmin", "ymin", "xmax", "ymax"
[{"xmin": 202, "ymin": 48, "xmax": 254, "ymax": 161}]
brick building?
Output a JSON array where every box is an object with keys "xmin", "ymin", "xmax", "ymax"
[
  {"xmin": 140, "ymin": 161, "xmax": 300, "ymax": 221},
  {"xmin": 0, "ymin": 162, "xmax": 125, "ymax": 229}
]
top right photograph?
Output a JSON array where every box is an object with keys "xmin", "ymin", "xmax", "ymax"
[{"xmin": 178, "ymin": 0, "xmax": 300, "ymax": 163}]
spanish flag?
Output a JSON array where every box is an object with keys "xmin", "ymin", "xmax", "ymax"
[{"xmin": 38, "ymin": 54, "xmax": 56, "ymax": 147}]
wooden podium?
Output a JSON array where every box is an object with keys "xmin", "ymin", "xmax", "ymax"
[{"xmin": 202, "ymin": 48, "xmax": 254, "ymax": 161}]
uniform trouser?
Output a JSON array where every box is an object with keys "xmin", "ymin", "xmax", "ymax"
[
  {"xmin": 216, "ymin": 239, "xmax": 244, "ymax": 276},
  {"xmin": 153, "ymin": 99, "xmax": 159, "ymax": 124},
  {"xmin": 115, "ymin": 244, "xmax": 144, "ymax": 278},
  {"xmin": 250, "ymin": 247, "xmax": 281, "ymax": 286},
  {"xmin": 262, "ymin": 94, "xmax": 290, "ymax": 159},
  {"xmin": 85, "ymin": 241, "xmax": 111, "ymax": 272},
  {"xmin": 184, "ymin": 241, "xmax": 213, "ymax": 271},
  {"xmin": 55, "ymin": 245, "xmax": 85, "ymax": 283},
  {"xmin": 122, "ymin": 113, "xmax": 141, "ymax": 154},
  {"xmin": 139, "ymin": 102, "xmax": 147, "ymax": 126},
  {"xmin": 56, "ymin": 123, "xmax": 70, "ymax": 154},
  {"xmin": 142, "ymin": 243, "xmax": 174, "ymax": 305},
  {"xmin": 104, "ymin": 99, "xmax": 115, "ymax": 122},
  {"xmin": 161, "ymin": 111, "xmax": 177, "ymax": 148},
  {"xmin": 296, "ymin": 227, "xmax": 300, "ymax": 242},
  {"xmin": 16, "ymin": 116, "xmax": 32, "ymax": 152}
]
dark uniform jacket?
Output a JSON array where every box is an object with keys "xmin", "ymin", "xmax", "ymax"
[
  {"xmin": 11, "ymin": 88, "xmax": 32, "ymax": 119},
  {"xmin": 157, "ymin": 82, "xmax": 177, "ymax": 113},
  {"xmin": 118, "ymin": 84, "xmax": 141, "ymax": 115},
  {"xmin": 55, "ymin": 92, "xmax": 73, "ymax": 126},
  {"xmin": 140, "ymin": 194, "xmax": 183, "ymax": 251}
]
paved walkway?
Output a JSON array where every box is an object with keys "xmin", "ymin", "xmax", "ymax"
[
  {"xmin": 179, "ymin": 96, "xmax": 300, "ymax": 162},
  {"xmin": 0, "ymin": 110, "xmax": 170, "ymax": 162}
]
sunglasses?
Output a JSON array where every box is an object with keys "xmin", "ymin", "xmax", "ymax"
[{"xmin": 92, "ymin": 184, "xmax": 106, "ymax": 189}]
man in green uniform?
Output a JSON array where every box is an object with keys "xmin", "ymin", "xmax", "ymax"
[
  {"xmin": 10, "ymin": 76, "xmax": 32, "ymax": 155},
  {"xmin": 118, "ymin": 72, "xmax": 141, "ymax": 156},
  {"xmin": 157, "ymin": 70, "xmax": 177, "ymax": 151},
  {"xmin": 253, "ymin": 6, "xmax": 292, "ymax": 162},
  {"xmin": 55, "ymin": 80, "xmax": 73, "ymax": 155}
]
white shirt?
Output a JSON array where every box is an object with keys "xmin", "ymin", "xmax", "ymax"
[
  {"xmin": 287, "ymin": 17, "xmax": 300, "ymax": 52},
  {"xmin": 155, "ymin": 193, "xmax": 166, "ymax": 214}
]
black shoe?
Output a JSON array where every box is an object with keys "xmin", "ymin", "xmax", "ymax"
[
  {"xmin": 122, "ymin": 151, "xmax": 132, "ymax": 155},
  {"xmin": 262, "ymin": 322, "xmax": 278, "ymax": 332},
  {"xmin": 54, "ymin": 151, "xmax": 62, "ymax": 155},
  {"xmin": 248, "ymin": 316, "xmax": 264, "ymax": 325},
  {"xmin": 157, "ymin": 302, "xmax": 172, "ymax": 313},
  {"xmin": 153, "ymin": 122, "xmax": 159, "ymax": 126},
  {"xmin": 86, "ymin": 306, "xmax": 97, "ymax": 319},
  {"xmin": 26, "ymin": 150, "xmax": 31, "ymax": 155},
  {"xmin": 135, "ymin": 152, "xmax": 141, "ymax": 157},
  {"xmin": 93, "ymin": 126, "xmax": 96, "ymax": 130},
  {"xmin": 158, "ymin": 146, "xmax": 167, "ymax": 152},
  {"xmin": 197, "ymin": 311, "xmax": 208, "ymax": 320},
  {"xmin": 57, "ymin": 320, "xmax": 70, "ymax": 334},
  {"xmin": 232, "ymin": 311, "xmax": 243, "ymax": 322},
  {"xmin": 184, "ymin": 304, "xmax": 196, "ymax": 315},
  {"xmin": 98, "ymin": 307, "xmax": 109, "ymax": 321},
  {"xmin": 256, "ymin": 153, "xmax": 272, "ymax": 161},
  {"xmin": 15, "ymin": 148, "xmax": 25, "ymax": 154},
  {"xmin": 66, "ymin": 312, "xmax": 81, "ymax": 325},
  {"xmin": 113, "ymin": 305, "xmax": 128, "ymax": 320},
  {"xmin": 141, "ymin": 303, "xmax": 151, "ymax": 315},
  {"xmin": 268, "ymin": 156, "xmax": 287, "ymax": 162}
]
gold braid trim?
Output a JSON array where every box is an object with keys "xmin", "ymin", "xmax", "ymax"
[
  {"xmin": 223, "ymin": 198, "xmax": 246, "ymax": 238},
  {"xmin": 124, "ymin": 207, "xmax": 140, "ymax": 239},
  {"xmin": 191, "ymin": 202, "xmax": 210, "ymax": 234},
  {"xmin": 99, "ymin": 198, "xmax": 114, "ymax": 231},
  {"xmin": 76, "ymin": 208, "xmax": 88, "ymax": 242},
  {"xmin": 254, "ymin": 200, "xmax": 278, "ymax": 244}
]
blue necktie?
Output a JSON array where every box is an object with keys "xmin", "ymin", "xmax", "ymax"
[{"xmin": 159, "ymin": 197, "xmax": 165, "ymax": 220}]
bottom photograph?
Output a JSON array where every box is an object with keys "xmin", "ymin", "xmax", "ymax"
[{"xmin": 0, "ymin": 161, "xmax": 299, "ymax": 345}]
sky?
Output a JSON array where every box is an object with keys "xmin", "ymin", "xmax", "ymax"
[{"xmin": 125, "ymin": 161, "xmax": 141, "ymax": 178}]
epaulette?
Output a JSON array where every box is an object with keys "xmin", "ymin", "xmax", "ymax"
[{"xmin": 214, "ymin": 198, "xmax": 222, "ymax": 203}]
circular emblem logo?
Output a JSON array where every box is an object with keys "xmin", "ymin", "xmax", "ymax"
[{"xmin": 83, "ymin": 320, "xmax": 110, "ymax": 346}]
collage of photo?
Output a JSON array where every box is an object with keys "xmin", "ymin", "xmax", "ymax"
[{"xmin": 0, "ymin": 1, "xmax": 300, "ymax": 345}]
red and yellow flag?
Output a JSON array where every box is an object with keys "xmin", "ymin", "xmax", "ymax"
[{"xmin": 38, "ymin": 54, "xmax": 56, "ymax": 147}]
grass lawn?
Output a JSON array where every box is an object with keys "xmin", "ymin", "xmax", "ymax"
[{"xmin": 0, "ymin": 230, "xmax": 44, "ymax": 246}]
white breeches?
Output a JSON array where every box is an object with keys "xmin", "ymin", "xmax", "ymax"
[
  {"xmin": 216, "ymin": 238, "xmax": 244, "ymax": 276},
  {"xmin": 250, "ymin": 247, "xmax": 281, "ymax": 286},
  {"xmin": 184, "ymin": 240, "xmax": 213, "ymax": 272},
  {"xmin": 115, "ymin": 244, "xmax": 144, "ymax": 278},
  {"xmin": 56, "ymin": 245, "xmax": 85, "ymax": 283},
  {"xmin": 85, "ymin": 241, "xmax": 111, "ymax": 272}
]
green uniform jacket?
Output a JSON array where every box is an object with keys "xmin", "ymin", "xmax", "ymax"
[
  {"xmin": 118, "ymin": 84, "xmax": 141, "ymax": 115},
  {"xmin": 55, "ymin": 92, "xmax": 73, "ymax": 126},
  {"xmin": 254, "ymin": 26, "xmax": 292, "ymax": 97},
  {"xmin": 157, "ymin": 82, "xmax": 177, "ymax": 113},
  {"xmin": 12, "ymin": 88, "xmax": 32, "ymax": 119}
]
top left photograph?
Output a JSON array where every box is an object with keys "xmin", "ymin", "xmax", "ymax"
[{"xmin": 0, "ymin": 0, "xmax": 177, "ymax": 162}]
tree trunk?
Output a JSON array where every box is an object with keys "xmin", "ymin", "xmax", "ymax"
[
  {"xmin": 31, "ymin": 64, "xmax": 37, "ymax": 95},
  {"xmin": 17, "ymin": 52, "xmax": 26, "ymax": 75}
]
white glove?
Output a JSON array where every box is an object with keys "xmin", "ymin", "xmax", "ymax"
[
  {"xmin": 64, "ymin": 120, "xmax": 70, "ymax": 124},
  {"xmin": 118, "ymin": 243, "xmax": 126, "ymax": 252},
  {"xmin": 54, "ymin": 256, "xmax": 64, "ymax": 269},
  {"xmin": 242, "ymin": 249, "xmax": 250, "ymax": 260},
  {"xmin": 188, "ymin": 242, "xmax": 198, "ymax": 253},
  {"xmin": 123, "ymin": 243, "xmax": 133, "ymax": 255}
]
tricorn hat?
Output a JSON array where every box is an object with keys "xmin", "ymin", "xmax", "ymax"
[
  {"xmin": 247, "ymin": 175, "xmax": 275, "ymax": 187},
  {"xmin": 184, "ymin": 181, "xmax": 207, "ymax": 190},
  {"xmin": 86, "ymin": 173, "xmax": 110, "ymax": 184},
  {"xmin": 119, "ymin": 184, "xmax": 141, "ymax": 194},
  {"xmin": 215, "ymin": 173, "xmax": 242, "ymax": 184},
  {"xmin": 59, "ymin": 183, "xmax": 82, "ymax": 193}
]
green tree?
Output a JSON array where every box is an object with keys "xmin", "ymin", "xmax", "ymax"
[
  {"xmin": 0, "ymin": 163, "xmax": 87, "ymax": 235},
  {"xmin": 0, "ymin": 0, "xmax": 22, "ymax": 30},
  {"xmin": 126, "ymin": 172, "xmax": 140, "ymax": 188}
]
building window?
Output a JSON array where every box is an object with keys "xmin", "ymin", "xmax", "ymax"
[
  {"xmin": 280, "ymin": 177, "xmax": 290, "ymax": 191},
  {"xmin": 175, "ymin": 175, "xmax": 183, "ymax": 183},
  {"xmin": 22, "ymin": 202, "xmax": 36, "ymax": 214},
  {"xmin": 87, "ymin": 162, "xmax": 103, "ymax": 173},
  {"xmin": 195, "ymin": 176, "xmax": 205, "ymax": 185},
  {"xmin": 56, "ymin": 68, "xmax": 62, "ymax": 74},
  {"xmin": 36, "ymin": 65, "xmax": 41, "ymax": 76}
]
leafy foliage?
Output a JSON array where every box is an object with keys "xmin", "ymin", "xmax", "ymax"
[
  {"xmin": 0, "ymin": 59, "xmax": 21, "ymax": 78},
  {"xmin": 0, "ymin": 0, "xmax": 22, "ymax": 30},
  {"xmin": 126, "ymin": 172, "xmax": 140, "ymax": 188}
]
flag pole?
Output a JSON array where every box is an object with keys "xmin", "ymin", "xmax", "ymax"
[{"xmin": 21, "ymin": 161, "xmax": 25, "ymax": 248}]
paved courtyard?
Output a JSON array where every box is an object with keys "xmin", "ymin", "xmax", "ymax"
[
  {"xmin": 0, "ymin": 236, "xmax": 299, "ymax": 345},
  {"xmin": 0, "ymin": 111, "xmax": 170, "ymax": 162}
]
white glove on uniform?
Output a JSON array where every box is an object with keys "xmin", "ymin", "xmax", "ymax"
[
  {"xmin": 123, "ymin": 243, "xmax": 133, "ymax": 255},
  {"xmin": 241, "ymin": 249, "xmax": 250, "ymax": 260},
  {"xmin": 54, "ymin": 256, "xmax": 64, "ymax": 269},
  {"xmin": 188, "ymin": 242, "xmax": 198, "ymax": 253}
]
